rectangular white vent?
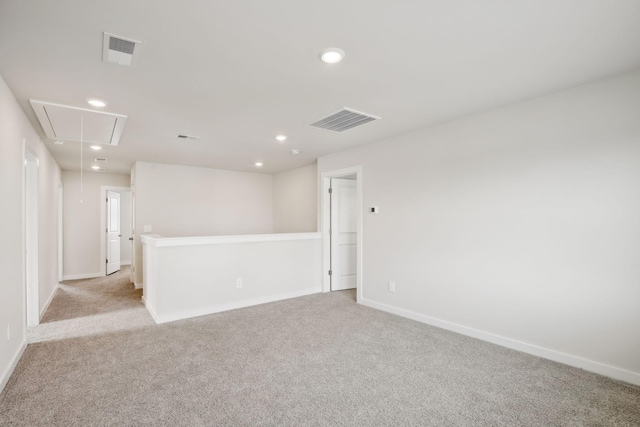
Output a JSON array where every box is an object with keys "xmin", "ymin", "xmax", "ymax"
[
  {"xmin": 103, "ymin": 32, "xmax": 141, "ymax": 67},
  {"xmin": 30, "ymin": 100, "xmax": 128, "ymax": 146},
  {"xmin": 309, "ymin": 108, "xmax": 380, "ymax": 132}
]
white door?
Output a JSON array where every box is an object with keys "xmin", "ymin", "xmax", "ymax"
[
  {"xmin": 330, "ymin": 178, "xmax": 357, "ymax": 291},
  {"xmin": 106, "ymin": 190, "xmax": 121, "ymax": 275}
]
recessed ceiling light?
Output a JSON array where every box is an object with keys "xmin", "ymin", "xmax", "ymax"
[
  {"xmin": 89, "ymin": 145, "xmax": 102, "ymax": 151},
  {"xmin": 290, "ymin": 149, "xmax": 300, "ymax": 155},
  {"xmin": 91, "ymin": 165, "xmax": 101, "ymax": 170},
  {"xmin": 53, "ymin": 140, "xmax": 64, "ymax": 145},
  {"xmin": 87, "ymin": 99, "xmax": 107, "ymax": 108},
  {"xmin": 275, "ymin": 135, "xmax": 287, "ymax": 142},
  {"xmin": 255, "ymin": 162, "xmax": 263, "ymax": 167},
  {"xmin": 320, "ymin": 48, "xmax": 345, "ymax": 64}
]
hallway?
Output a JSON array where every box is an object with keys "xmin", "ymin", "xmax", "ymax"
[{"xmin": 28, "ymin": 267, "xmax": 154, "ymax": 344}]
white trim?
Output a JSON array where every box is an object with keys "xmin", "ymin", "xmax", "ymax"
[
  {"xmin": 0, "ymin": 340, "xmax": 27, "ymax": 394},
  {"xmin": 39, "ymin": 285, "xmax": 59, "ymax": 319},
  {"xmin": 134, "ymin": 281, "xmax": 143, "ymax": 289},
  {"xmin": 120, "ymin": 261, "xmax": 131, "ymax": 266},
  {"xmin": 147, "ymin": 286, "xmax": 322, "ymax": 324},
  {"xmin": 24, "ymin": 146, "xmax": 39, "ymax": 327},
  {"xmin": 58, "ymin": 186, "xmax": 63, "ymax": 282},
  {"xmin": 141, "ymin": 232, "xmax": 321, "ymax": 248},
  {"xmin": 141, "ymin": 295, "xmax": 159, "ymax": 323},
  {"xmin": 360, "ymin": 298, "xmax": 640, "ymax": 387},
  {"xmin": 99, "ymin": 185, "xmax": 131, "ymax": 277},
  {"xmin": 21, "ymin": 140, "xmax": 26, "ymax": 334},
  {"xmin": 62, "ymin": 272, "xmax": 102, "ymax": 281},
  {"xmin": 320, "ymin": 166, "xmax": 363, "ymax": 302}
]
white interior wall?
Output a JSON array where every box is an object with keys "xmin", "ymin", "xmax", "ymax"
[
  {"xmin": 0, "ymin": 74, "xmax": 61, "ymax": 392},
  {"xmin": 132, "ymin": 161, "xmax": 274, "ymax": 286},
  {"xmin": 317, "ymin": 70, "xmax": 640, "ymax": 384},
  {"xmin": 62, "ymin": 171, "xmax": 130, "ymax": 279},
  {"xmin": 273, "ymin": 163, "xmax": 318, "ymax": 233},
  {"xmin": 118, "ymin": 190, "xmax": 132, "ymax": 264},
  {"xmin": 29, "ymin": 139, "xmax": 62, "ymax": 315},
  {"xmin": 142, "ymin": 234, "xmax": 322, "ymax": 323}
]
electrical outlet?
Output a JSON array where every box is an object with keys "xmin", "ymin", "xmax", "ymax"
[
  {"xmin": 143, "ymin": 225, "xmax": 152, "ymax": 233},
  {"xmin": 388, "ymin": 281, "xmax": 396, "ymax": 293},
  {"xmin": 236, "ymin": 278, "xmax": 243, "ymax": 288},
  {"xmin": 6, "ymin": 324, "xmax": 10, "ymax": 341}
]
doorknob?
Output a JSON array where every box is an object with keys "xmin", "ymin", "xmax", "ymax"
[
  {"xmin": 129, "ymin": 237, "xmax": 134, "ymax": 241},
  {"xmin": 118, "ymin": 235, "xmax": 122, "ymax": 237}
]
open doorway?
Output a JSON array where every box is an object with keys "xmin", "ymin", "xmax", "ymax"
[
  {"xmin": 24, "ymin": 148, "xmax": 39, "ymax": 327},
  {"xmin": 100, "ymin": 186, "xmax": 132, "ymax": 277},
  {"xmin": 321, "ymin": 166, "xmax": 363, "ymax": 301}
]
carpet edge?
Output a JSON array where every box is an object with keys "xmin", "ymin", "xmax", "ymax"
[{"xmin": 359, "ymin": 297, "xmax": 640, "ymax": 387}]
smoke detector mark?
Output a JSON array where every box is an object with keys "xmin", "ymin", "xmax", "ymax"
[
  {"xmin": 309, "ymin": 107, "xmax": 380, "ymax": 132},
  {"xmin": 103, "ymin": 32, "xmax": 141, "ymax": 67}
]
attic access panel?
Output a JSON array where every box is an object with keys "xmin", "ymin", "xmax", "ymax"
[{"xmin": 30, "ymin": 100, "xmax": 128, "ymax": 146}]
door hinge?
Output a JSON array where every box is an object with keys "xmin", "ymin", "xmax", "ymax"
[
  {"xmin": 106, "ymin": 197, "xmax": 108, "ymax": 202},
  {"xmin": 328, "ymin": 270, "xmax": 332, "ymax": 276},
  {"xmin": 106, "ymin": 258, "xmax": 108, "ymax": 264},
  {"xmin": 328, "ymin": 188, "xmax": 332, "ymax": 194}
]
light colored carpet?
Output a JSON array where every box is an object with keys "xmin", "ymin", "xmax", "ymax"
[
  {"xmin": 28, "ymin": 266, "xmax": 154, "ymax": 344},
  {"xmin": 1, "ymin": 270, "xmax": 639, "ymax": 426}
]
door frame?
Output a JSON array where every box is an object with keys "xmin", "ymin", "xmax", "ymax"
[
  {"xmin": 99, "ymin": 185, "xmax": 130, "ymax": 277},
  {"xmin": 321, "ymin": 166, "xmax": 363, "ymax": 301},
  {"xmin": 58, "ymin": 186, "xmax": 63, "ymax": 282},
  {"xmin": 23, "ymin": 144, "xmax": 39, "ymax": 327}
]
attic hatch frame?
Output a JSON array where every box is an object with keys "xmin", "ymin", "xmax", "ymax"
[{"xmin": 29, "ymin": 100, "xmax": 128, "ymax": 146}]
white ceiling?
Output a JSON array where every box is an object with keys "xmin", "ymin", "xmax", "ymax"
[{"xmin": 1, "ymin": 0, "xmax": 639, "ymax": 175}]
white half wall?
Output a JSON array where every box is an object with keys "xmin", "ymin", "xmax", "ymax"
[
  {"xmin": 62, "ymin": 171, "xmax": 130, "ymax": 279},
  {"xmin": 132, "ymin": 161, "xmax": 275, "ymax": 285},
  {"xmin": 317, "ymin": 70, "xmax": 640, "ymax": 385},
  {"xmin": 273, "ymin": 163, "xmax": 318, "ymax": 233},
  {"xmin": 142, "ymin": 233, "xmax": 322, "ymax": 323},
  {"xmin": 0, "ymin": 74, "xmax": 61, "ymax": 392}
]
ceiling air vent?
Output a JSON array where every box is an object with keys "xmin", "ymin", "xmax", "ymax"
[
  {"xmin": 309, "ymin": 107, "xmax": 380, "ymax": 132},
  {"xmin": 103, "ymin": 32, "xmax": 141, "ymax": 67}
]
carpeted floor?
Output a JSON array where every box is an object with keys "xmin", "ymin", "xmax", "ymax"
[
  {"xmin": 1, "ymin": 271, "xmax": 639, "ymax": 426},
  {"xmin": 27, "ymin": 267, "xmax": 154, "ymax": 344}
]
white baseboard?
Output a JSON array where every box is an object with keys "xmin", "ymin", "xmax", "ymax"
[
  {"xmin": 149, "ymin": 287, "xmax": 322, "ymax": 324},
  {"xmin": 40, "ymin": 285, "xmax": 59, "ymax": 318},
  {"xmin": 134, "ymin": 281, "xmax": 143, "ymax": 289},
  {"xmin": 62, "ymin": 272, "xmax": 102, "ymax": 281},
  {"xmin": 121, "ymin": 261, "xmax": 131, "ymax": 266},
  {"xmin": 0, "ymin": 339, "xmax": 27, "ymax": 394},
  {"xmin": 142, "ymin": 296, "xmax": 160, "ymax": 323},
  {"xmin": 359, "ymin": 298, "xmax": 640, "ymax": 387}
]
